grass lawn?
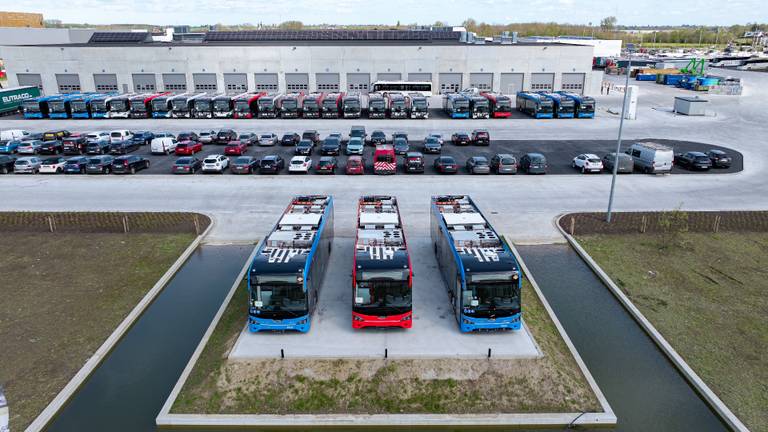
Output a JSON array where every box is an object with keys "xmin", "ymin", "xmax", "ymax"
[
  {"xmin": 172, "ymin": 279, "xmax": 601, "ymax": 416},
  {"xmin": 0, "ymin": 232, "xmax": 195, "ymax": 431},
  {"xmin": 577, "ymin": 232, "xmax": 768, "ymax": 431}
]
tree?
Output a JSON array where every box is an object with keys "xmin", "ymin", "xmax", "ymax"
[
  {"xmin": 462, "ymin": 18, "xmax": 478, "ymax": 32},
  {"xmin": 279, "ymin": 20, "xmax": 303, "ymax": 30},
  {"xmin": 600, "ymin": 16, "xmax": 617, "ymax": 31}
]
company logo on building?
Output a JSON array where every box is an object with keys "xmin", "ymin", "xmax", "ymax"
[{"xmin": 1, "ymin": 92, "xmax": 33, "ymax": 104}]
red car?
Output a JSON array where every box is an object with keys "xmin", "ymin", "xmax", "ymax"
[
  {"xmin": 315, "ymin": 156, "xmax": 338, "ymax": 174},
  {"xmin": 175, "ymin": 140, "xmax": 202, "ymax": 156},
  {"xmin": 224, "ymin": 140, "xmax": 248, "ymax": 156},
  {"xmin": 345, "ymin": 155, "xmax": 364, "ymax": 175}
]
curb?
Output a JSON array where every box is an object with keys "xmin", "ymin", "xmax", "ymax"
[
  {"xmin": 555, "ymin": 214, "xmax": 749, "ymax": 432},
  {"xmin": 25, "ymin": 218, "xmax": 214, "ymax": 432}
]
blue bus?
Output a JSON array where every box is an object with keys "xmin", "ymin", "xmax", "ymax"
[
  {"xmin": 442, "ymin": 93, "xmax": 470, "ymax": 119},
  {"xmin": 555, "ymin": 91, "xmax": 596, "ymax": 118},
  {"xmin": 516, "ymin": 92, "xmax": 554, "ymax": 119},
  {"xmin": 248, "ymin": 195, "xmax": 334, "ymax": 333},
  {"xmin": 89, "ymin": 94, "xmax": 116, "ymax": 118},
  {"xmin": 48, "ymin": 92, "xmax": 88, "ymax": 119},
  {"xmin": 22, "ymin": 94, "xmax": 62, "ymax": 119},
  {"xmin": 430, "ymin": 195, "xmax": 522, "ymax": 332},
  {"xmin": 70, "ymin": 93, "xmax": 116, "ymax": 119},
  {"xmin": 537, "ymin": 92, "xmax": 575, "ymax": 118}
]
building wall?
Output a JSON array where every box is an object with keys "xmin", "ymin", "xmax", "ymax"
[
  {"xmin": 0, "ymin": 28, "xmax": 96, "ymax": 45},
  {"xmin": 0, "ymin": 43, "xmax": 597, "ymax": 95},
  {"xmin": 0, "ymin": 11, "xmax": 44, "ymax": 28}
]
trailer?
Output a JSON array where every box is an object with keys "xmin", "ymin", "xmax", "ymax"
[{"xmin": 1, "ymin": 85, "xmax": 41, "ymax": 117}]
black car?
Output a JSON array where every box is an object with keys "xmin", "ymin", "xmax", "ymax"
[
  {"xmin": 62, "ymin": 156, "xmax": 90, "ymax": 174},
  {"xmin": 434, "ymin": 156, "xmax": 458, "ymax": 174},
  {"xmin": 39, "ymin": 140, "xmax": 63, "ymax": 155},
  {"xmin": 471, "ymin": 129, "xmax": 490, "ymax": 146},
  {"xmin": 132, "ymin": 131, "xmax": 155, "ymax": 145},
  {"xmin": 176, "ymin": 132, "xmax": 200, "ymax": 143},
  {"xmin": 321, "ymin": 137, "xmax": 341, "ymax": 155},
  {"xmin": 42, "ymin": 130, "xmax": 71, "ymax": 142},
  {"xmin": 231, "ymin": 156, "xmax": 259, "ymax": 174},
  {"xmin": 451, "ymin": 132, "xmax": 471, "ymax": 146},
  {"xmin": 258, "ymin": 155, "xmax": 285, "ymax": 174},
  {"xmin": 370, "ymin": 130, "xmax": 387, "ymax": 145},
  {"xmin": 423, "ymin": 136, "xmax": 442, "ymax": 154},
  {"xmin": 172, "ymin": 156, "xmax": 202, "ymax": 174},
  {"xmin": 281, "ymin": 133, "xmax": 300, "ymax": 146},
  {"xmin": 62, "ymin": 136, "xmax": 88, "ymax": 155},
  {"xmin": 350, "ymin": 126, "xmax": 367, "ymax": 142},
  {"xmin": 295, "ymin": 140, "xmax": 313, "ymax": 156},
  {"xmin": 215, "ymin": 129, "xmax": 238, "ymax": 145},
  {"xmin": 707, "ymin": 149, "xmax": 732, "ymax": 168},
  {"xmin": 519, "ymin": 153, "xmax": 548, "ymax": 174},
  {"xmin": 85, "ymin": 140, "xmax": 111, "ymax": 155},
  {"xmin": 237, "ymin": 132, "xmax": 258, "ymax": 146},
  {"xmin": 405, "ymin": 152, "xmax": 425, "ymax": 173},
  {"xmin": 392, "ymin": 131, "xmax": 408, "ymax": 144},
  {"xmin": 675, "ymin": 151, "xmax": 712, "ymax": 170},
  {"xmin": 85, "ymin": 155, "xmax": 115, "ymax": 174},
  {"xmin": 393, "ymin": 138, "xmax": 409, "ymax": 155},
  {"xmin": 301, "ymin": 130, "xmax": 320, "ymax": 145},
  {"xmin": 110, "ymin": 140, "xmax": 140, "ymax": 155},
  {"xmin": 0, "ymin": 155, "xmax": 16, "ymax": 174},
  {"xmin": 112, "ymin": 155, "xmax": 150, "ymax": 174}
]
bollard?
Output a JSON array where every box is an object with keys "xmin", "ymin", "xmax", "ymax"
[
  {"xmin": 280, "ymin": 348, "xmax": 284, "ymax": 359},
  {"xmin": 488, "ymin": 348, "xmax": 492, "ymax": 358},
  {"xmin": 385, "ymin": 348, "xmax": 388, "ymax": 359}
]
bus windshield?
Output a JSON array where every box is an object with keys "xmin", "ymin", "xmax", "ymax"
[
  {"xmin": 48, "ymin": 101, "xmax": 66, "ymax": 113},
  {"xmin": 412, "ymin": 100, "xmax": 427, "ymax": 109},
  {"xmin": 496, "ymin": 99, "xmax": 512, "ymax": 111},
  {"xmin": 464, "ymin": 271, "xmax": 520, "ymax": 315},
  {"xmin": 23, "ymin": 101, "xmax": 40, "ymax": 112},
  {"xmin": 253, "ymin": 275, "xmax": 307, "ymax": 316},
  {"xmin": 258, "ymin": 99, "xmax": 274, "ymax": 108},
  {"xmin": 282, "ymin": 99, "xmax": 297, "ymax": 110},
  {"xmin": 356, "ymin": 270, "xmax": 411, "ymax": 311},
  {"xmin": 172, "ymin": 99, "xmax": 188, "ymax": 111},
  {"xmin": 214, "ymin": 100, "xmax": 230, "ymax": 111},
  {"xmin": 454, "ymin": 100, "xmax": 469, "ymax": 112},
  {"xmin": 344, "ymin": 100, "xmax": 360, "ymax": 111},
  {"xmin": 91, "ymin": 101, "xmax": 106, "ymax": 111},
  {"xmin": 110, "ymin": 100, "xmax": 127, "ymax": 111},
  {"xmin": 322, "ymin": 100, "xmax": 337, "ymax": 110},
  {"xmin": 195, "ymin": 100, "xmax": 211, "ymax": 111},
  {"xmin": 582, "ymin": 102, "xmax": 595, "ymax": 112},
  {"xmin": 70, "ymin": 101, "xmax": 87, "ymax": 113},
  {"xmin": 234, "ymin": 100, "xmax": 250, "ymax": 112},
  {"xmin": 539, "ymin": 101, "xmax": 553, "ymax": 113},
  {"xmin": 303, "ymin": 100, "xmax": 318, "ymax": 110},
  {"xmin": 370, "ymin": 100, "xmax": 385, "ymax": 110},
  {"xmin": 131, "ymin": 102, "xmax": 147, "ymax": 112},
  {"xmin": 151, "ymin": 99, "xmax": 167, "ymax": 111},
  {"xmin": 392, "ymin": 101, "xmax": 405, "ymax": 110}
]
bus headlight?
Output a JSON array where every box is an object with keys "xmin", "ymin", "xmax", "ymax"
[
  {"xmin": 353, "ymin": 315, "xmax": 364, "ymax": 322},
  {"xmin": 463, "ymin": 319, "xmax": 472, "ymax": 324},
  {"xmin": 401, "ymin": 315, "xmax": 411, "ymax": 321}
]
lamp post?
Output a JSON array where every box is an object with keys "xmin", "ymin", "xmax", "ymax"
[{"xmin": 606, "ymin": 46, "xmax": 634, "ymax": 223}]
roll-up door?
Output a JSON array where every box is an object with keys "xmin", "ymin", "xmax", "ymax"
[
  {"xmin": 316, "ymin": 73, "xmax": 339, "ymax": 92},
  {"xmin": 377, "ymin": 72, "xmax": 401, "ymax": 81},
  {"xmin": 285, "ymin": 73, "xmax": 308, "ymax": 92},
  {"xmin": 346, "ymin": 73, "xmax": 370, "ymax": 94},
  {"xmin": 17, "ymin": 73, "xmax": 43, "ymax": 92},
  {"xmin": 162, "ymin": 73, "xmax": 187, "ymax": 92},
  {"xmin": 253, "ymin": 73, "xmax": 278, "ymax": 92},
  {"xmin": 224, "ymin": 73, "xmax": 248, "ymax": 93},
  {"xmin": 132, "ymin": 73, "xmax": 156, "ymax": 92},
  {"xmin": 500, "ymin": 73, "xmax": 524, "ymax": 95},
  {"xmin": 561, "ymin": 73, "xmax": 585, "ymax": 94},
  {"xmin": 530, "ymin": 73, "xmax": 554, "ymax": 91},
  {"xmin": 193, "ymin": 73, "xmax": 217, "ymax": 91},
  {"xmin": 408, "ymin": 72, "xmax": 432, "ymax": 82},
  {"xmin": 56, "ymin": 74, "xmax": 81, "ymax": 93},
  {"xmin": 93, "ymin": 74, "xmax": 118, "ymax": 92},
  {"xmin": 469, "ymin": 73, "xmax": 493, "ymax": 91},
  {"xmin": 438, "ymin": 73, "xmax": 462, "ymax": 94}
]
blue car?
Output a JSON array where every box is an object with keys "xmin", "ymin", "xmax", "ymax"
[
  {"xmin": 0, "ymin": 140, "xmax": 21, "ymax": 154},
  {"xmin": 62, "ymin": 156, "xmax": 89, "ymax": 174}
]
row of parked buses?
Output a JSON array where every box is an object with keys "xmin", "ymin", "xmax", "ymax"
[
  {"xmin": 247, "ymin": 194, "xmax": 522, "ymax": 333},
  {"xmin": 515, "ymin": 91, "xmax": 596, "ymax": 119}
]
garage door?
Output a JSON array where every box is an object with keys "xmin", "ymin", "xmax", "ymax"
[
  {"xmin": 162, "ymin": 73, "xmax": 187, "ymax": 92},
  {"xmin": 193, "ymin": 73, "xmax": 217, "ymax": 92},
  {"xmin": 347, "ymin": 73, "xmax": 370, "ymax": 94},
  {"xmin": 438, "ymin": 73, "xmax": 462, "ymax": 94},
  {"xmin": 469, "ymin": 73, "xmax": 493, "ymax": 91},
  {"xmin": 561, "ymin": 73, "xmax": 585, "ymax": 94},
  {"xmin": 499, "ymin": 73, "xmax": 524, "ymax": 95},
  {"xmin": 253, "ymin": 73, "xmax": 278, "ymax": 92},
  {"xmin": 224, "ymin": 73, "xmax": 248, "ymax": 93},
  {"xmin": 17, "ymin": 73, "xmax": 43, "ymax": 92},
  {"xmin": 530, "ymin": 73, "xmax": 554, "ymax": 91},
  {"xmin": 316, "ymin": 73, "xmax": 339, "ymax": 92},
  {"xmin": 93, "ymin": 74, "xmax": 118, "ymax": 92},
  {"xmin": 285, "ymin": 73, "xmax": 308, "ymax": 92},
  {"xmin": 408, "ymin": 73, "xmax": 432, "ymax": 82},
  {"xmin": 56, "ymin": 74, "xmax": 81, "ymax": 93},
  {"xmin": 377, "ymin": 72, "xmax": 401, "ymax": 82},
  {"xmin": 133, "ymin": 74, "xmax": 156, "ymax": 92}
]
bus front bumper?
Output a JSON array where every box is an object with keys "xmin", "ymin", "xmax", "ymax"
[
  {"xmin": 460, "ymin": 313, "xmax": 521, "ymax": 332},
  {"xmin": 352, "ymin": 311, "xmax": 412, "ymax": 329},
  {"xmin": 249, "ymin": 315, "xmax": 310, "ymax": 333}
]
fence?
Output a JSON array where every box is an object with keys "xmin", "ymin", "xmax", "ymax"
[
  {"xmin": 559, "ymin": 211, "xmax": 768, "ymax": 236},
  {"xmin": 0, "ymin": 212, "xmax": 210, "ymax": 234}
]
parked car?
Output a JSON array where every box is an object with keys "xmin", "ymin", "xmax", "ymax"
[
  {"xmin": 85, "ymin": 131, "xmax": 110, "ymax": 145},
  {"xmin": 177, "ymin": 132, "xmax": 200, "ymax": 143},
  {"xmin": 451, "ymin": 132, "xmax": 471, "ymax": 146},
  {"xmin": 295, "ymin": 139, "xmax": 314, "ymax": 155},
  {"xmin": 315, "ymin": 156, "xmax": 338, "ymax": 174},
  {"xmin": 392, "ymin": 131, "xmax": 408, "ymax": 144},
  {"xmin": 0, "ymin": 155, "xmax": 16, "ymax": 173},
  {"xmin": 131, "ymin": 131, "xmax": 154, "ymax": 145},
  {"xmin": 215, "ymin": 129, "xmax": 237, "ymax": 145},
  {"xmin": 231, "ymin": 156, "xmax": 259, "ymax": 174},
  {"xmin": 675, "ymin": 151, "xmax": 712, "ymax": 170},
  {"xmin": 0, "ymin": 140, "xmax": 21, "ymax": 154},
  {"xmin": 39, "ymin": 156, "xmax": 67, "ymax": 174},
  {"xmin": 370, "ymin": 130, "xmax": 387, "ymax": 145},
  {"xmin": 259, "ymin": 155, "xmax": 285, "ymax": 174},
  {"xmin": 0, "ymin": 129, "xmax": 30, "ymax": 141},
  {"xmin": 281, "ymin": 132, "xmax": 300, "ymax": 146},
  {"xmin": 405, "ymin": 151, "xmax": 425, "ymax": 173},
  {"xmin": 434, "ymin": 156, "xmax": 458, "ymax": 174},
  {"xmin": 321, "ymin": 137, "xmax": 341, "ymax": 155},
  {"xmin": 626, "ymin": 142, "xmax": 674, "ymax": 174},
  {"xmin": 258, "ymin": 133, "xmax": 279, "ymax": 146},
  {"xmin": 602, "ymin": 153, "xmax": 634, "ymax": 174},
  {"xmin": 346, "ymin": 137, "xmax": 364, "ymax": 155},
  {"xmin": 572, "ymin": 153, "xmax": 604, "ymax": 173},
  {"xmin": 42, "ymin": 130, "xmax": 70, "ymax": 142},
  {"xmin": 707, "ymin": 149, "xmax": 732, "ymax": 168},
  {"xmin": 519, "ymin": 153, "xmax": 548, "ymax": 174},
  {"xmin": 151, "ymin": 137, "xmax": 178, "ymax": 155},
  {"xmin": 110, "ymin": 130, "xmax": 134, "ymax": 144},
  {"xmin": 175, "ymin": 141, "xmax": 203, "ymax": 156},
  {"xmin": 466, "ymin": 156, "xmax": 491, "ymax": 174},
  {"xmin": 85, "ymin": 155, "xmax": 115, "ymax": 174},
  {"xmin": 109, "ymin": 140, "xmax": 140, "ymax": 155},
  {"xmin": 301, "ymin": 130, "xmax": 320, "ymax": 145},
  {"xmin": 423, "ymin": 136, "xmax": 442, "ymax": 154},
  {"xmin": 491, "ymin": 153, "xmax": 518, "ymax": 174},
  {"xmin": 62, "ymin": 136, "xmax": 88, "ymax": 154},
  {"xmin": 393, "ymin": 138, "xmax": 409, "ymax": 155},
  {"xmin": 112, "ymin": 155, "xmax": 150, "ymax": 174},
  {"xmin": 202, "ymin": 154, "xmax": 229, "ymax": 173},
  {"xmin": 225, "ymin": 141, "xmax": 248, "ymax": 156},
  {"xmin": 62, "ymin": 156, "xmax": 90, "ymax": 174},
  {"xmin": 471, "ymin": 129, "xmax": 490, "ymax": 146},
  {"xmin": 237, "ymin": 132, "xmax": 258, "ymax": 146},
  {"xmin": 17, "ymin": 140, "xmax": 42, "ymax": 155},
  {"xmin": 350, "ymin": 125, "xmax": 367, "ymax": 142},
  {"xmin": 345, "ymin": 155, "xmax": 365, "ymax": 175},
  {"xmin": 428, "ymin": 133, "xmax": 444, "ymax": 146},
  {"xmin": 39, "ymin": 140, "xmax": 63, "ymax": 155},
  {"xmin": 85, "ymin": 139, "xmax": 111, "ymax": 155},
  {"xmin": 153, "ymin": 132, "xmax": 176, "ymax": 140},
  {"xmin": 289, "ymin": 155, "xmax": 312, "ymax": 174},
  {"xmin": 172, "ymin": 156, "xmax": 203, "ymax": 174},
  {"xmin": 198, "ymin": 130, "xmax": 216, "ymax": 144},
  {"xmin": 13, "ymin": 156, "xmax": 41, "ymax": 174}
]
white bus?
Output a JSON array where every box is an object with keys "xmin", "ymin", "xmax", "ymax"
[{"xmin": 371, "ymin": 81, "xmax": 433, "ymax": 96}]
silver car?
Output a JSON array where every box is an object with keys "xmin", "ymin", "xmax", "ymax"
[
  {"xmin": 491, "ymin": 153, "xmax": 518, "ymax": 174},
  {"xmin": 258, "ymin": 133, "xmax": 278, "ymax": 146},
  {"xmin": 14, "ymin": 156, "xmax": 42, "ymax": 174},
  {"xmin": 16, "ymin": 140, "xmax": 42, "ymax": 155},
  {"xmin": 198, "ymin": 130, "xmax": 216, "ymax": 144},
  {"xmin": 466, "ymin": 156, "xmax": 491, "ymax": 174}
]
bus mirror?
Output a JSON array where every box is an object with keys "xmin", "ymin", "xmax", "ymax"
[
  {"xmin": 470, "ymin": 299, "xmax": 479, "ymax": 307},
  {"xmin": 253, "ymin": 300, "xmax": 263, "ymax": 308}
]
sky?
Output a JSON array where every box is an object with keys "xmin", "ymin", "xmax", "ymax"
[{"xmin": 10, "ymin": 0, "xmax": 768, "ymax": 26}]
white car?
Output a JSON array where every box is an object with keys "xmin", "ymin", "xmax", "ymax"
[
  {"xmin": 202, "ymin": 154, "xmax": 229, "ymax": 173},
  {"xmin": 288, "ymin": 156, "xmax": 312, "ymax": 173},
  {"xmin": 85, "ymin": 131, "xmax": 110, "ymax": 144},
  {"xmin": 572, "ymin": 153, "xmax": 604, "ymax": 173},
  {"xmin": 258, "ymin": 133, "xmax": 278, "ymax": 146},
  {"xmin": 39, "ymin": 156, "xmax": 67, "ymax": 174}
]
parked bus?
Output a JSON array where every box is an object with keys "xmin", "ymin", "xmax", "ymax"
[
  {"xmin": 130, "ymin": 92, "xmax": 169, "ymax": 118},
  {"xmin": 90, "ymin": 94, "xmax": 118, "ymax": 119},
  {"xmin": 192, "ymin": 93, "xmax": 221, "ymax": 119},
  {"xmin": 151, "ymin": 93, "xmax": 183, "ymax": 118},
  {"xmin": 213, "ymin": 94, "xmax": 235, "ymax": 118},
  {"xmin": 278, "ymin": 93, "xmax": 302, "ymax": 118},
  {"xmin": 516, "ymin": 92, "xmax": 554, "ymax": 119},
  {"xmin": 107, "ymin": 94, "xmax": 134, "ymax": 118},
  {"xmin": 373, "ymin": 145, "xmax": 396, "ymax": 175},
  {"xmin": 69, "ymin": 92, "xmax": 115, "ymax": 119},
  {"xmin": 302, "ymin": 93, "xmax": 322, "ymax": 118},
  {"xmin": 555, "ymin": 91, "xmax": 596, "ymax": 118},
  {"xmin": 407, "ymin": 93, "xmax": 429, "ymax": 119},
  {"xmin": 257, "ymin": 93, "xmax": 281, "ymax": 119},
  {"xmin": 442, "ymin": 93, "xmax": 470, "ymax": 119},
  {"xmin": 353, "ymin": 195, "xmax": 413, "ymax": 328},
  {"xmin": 468, "ymin": 95, "xmax": 490, "ymax": 119},
  {"xmin": 342, "ymin": 92, "xmax": 362, "ymax": 119},
  {"xmin": 371, "ymin": 80, "xmax": 432, "ymax": 96},
  {"xmin": 47, "ymin": 93, "xmax": 86, "ymax": 119},
  {"xmin": 480, "ymin": 92, "xmax": 512, "ymax": 118},
  {"xmin": 22, "ymin": 94, "xmax": 62, "ymax": 119},
  {"xmin": 171, "ymin": 92, "xmax": 207, "ymax": 118},
  {"xmin": 248, "ymin": 195, "xmax": 334, "ymax": 333},
  {"xmin": 386, "ymin": 93, "xmax": 408, "ymax": 119},
  {"xmin": 367, "ymin": 93, "xmax": 386, "ymax": 118},
  {"xmin": 536, "ymin": 92, "xmax": 575, "ymax": 118},
  {"xmin": 430, "ymin": 195, "xmax": 522, "ymax": 332},
  {"xmin": 321, "ymin": 92, "xmax": 343, "ymax": 118},
  {"xmin": 231, "ymin": 92, "xmax": 260, "ymax": 119}
]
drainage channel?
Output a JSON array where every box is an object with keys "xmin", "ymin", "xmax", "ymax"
[{"xmin": 44, "ymin": 245, "xmax": 252, "ymax": 432}]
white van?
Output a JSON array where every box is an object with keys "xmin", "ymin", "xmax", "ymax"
[
  {"xmin": 150, "ymin": 137, "xmax": 178, "ymax": 154},
  {"xmin": 110, "ymin": 130, "xmax": 134, "ymax": 144},
  {"xmin": 626, "ymin": 142, "xmax": 674, "ymax": 174},
  {"xmin": 0, "ymin": 129, "xmax": 30, "ymax": 141}
]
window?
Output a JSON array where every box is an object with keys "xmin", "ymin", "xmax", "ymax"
[
  {"xmin": 471, "ymin": 82, "xmax": 492, "ymax": 91},
  {"xmin": 58, "ymin": 84, "xmax": 81, "ymax": 93},
  {"xmin": 440, "ymin": 83, "xmax": 460, "ymax": 93},
  {"xmin": 195, "ymin": 83, "xmax": 217, "ymax": 91},
  {"xmin": 165, "ymin": 83, "xmax": 186, "ymax": 91},
  {"xmin": 317, "ymin": 83, "xmax": 339, "ymax": 91},
  {"xmin": 531, "ymin": 83, "xmax": 552, "ymax": 91},
  {"xmin": 226, "ymin": 83, "xmax": 247, "ymax": 91},
  {"xmin": 255, "ymin": 84, "xmax": 278, "ymax": 91},
  {"xmin": 96, "ymin": 84, "xmax": 118, "ymax": 92},
  {"xmin": 135, "ymin": 83, "xmax": 155, "ymax": 92},
  {"xmin": 562, "ymin": 83, "xmax": 583, "ymax": 91},
  {"xmin": 287, "ymin": 83, "xmax": 308, "ymax": 91},
  {"xmin": 348, "ymin": 83, "xmax": 368, "ymax": 91}
]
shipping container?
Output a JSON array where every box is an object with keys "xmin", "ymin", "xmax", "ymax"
[{"xmin": 0, "ymin": 85, "xmax": 41, "ymax": 116}]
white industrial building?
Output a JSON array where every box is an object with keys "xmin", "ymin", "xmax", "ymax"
[{"xmin": 0, "ymin": 28, "xmax": 600, "ymax": 96}]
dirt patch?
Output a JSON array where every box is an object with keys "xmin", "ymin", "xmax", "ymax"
[
  {"xmin": 0, "ymin": 212, "xmax": 210, "ymax": 234},
  {"xmin": 560, "ymin": 211, "xmax": 768, "ymax": 236}
]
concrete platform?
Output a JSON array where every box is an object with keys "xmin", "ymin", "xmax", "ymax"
[{"xmin": 229, "ymin": 236, "xmax": 541, "ymax": 359}]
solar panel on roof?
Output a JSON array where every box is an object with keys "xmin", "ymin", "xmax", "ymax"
[
  {"xmin": 203, "ymin": 30, "xmax": 461, "ymax": 42},
  {"xmin": 88, "ymin": 32, "xmax": 148, "ymax": 43}
]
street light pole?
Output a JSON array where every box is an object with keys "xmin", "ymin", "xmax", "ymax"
[{"xmin": 606, "ymin": 51, "xmax": 633, "ymax": 223}]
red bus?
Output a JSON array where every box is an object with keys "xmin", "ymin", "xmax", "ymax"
[
  {"xmin": 373, "ymin": 145, "xmax": 396, "ymax": 175},
  {"xmin": 353, "ymin": 195, "xmax": 413, "ymax": 329},
  {"xmin": 233, "ymin": 92, "xmax": 266, "ymax": 119},
  {"xmin": 129, "ymin": 92, "xmax": 170, "ymax": 118},
  {"xmin": 303, "ymin": 93, "xmax": 323, "ymax": 118},
  {"xmin": 481, "ymin": 92, "xmax": 513, "ymax": 118}
]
